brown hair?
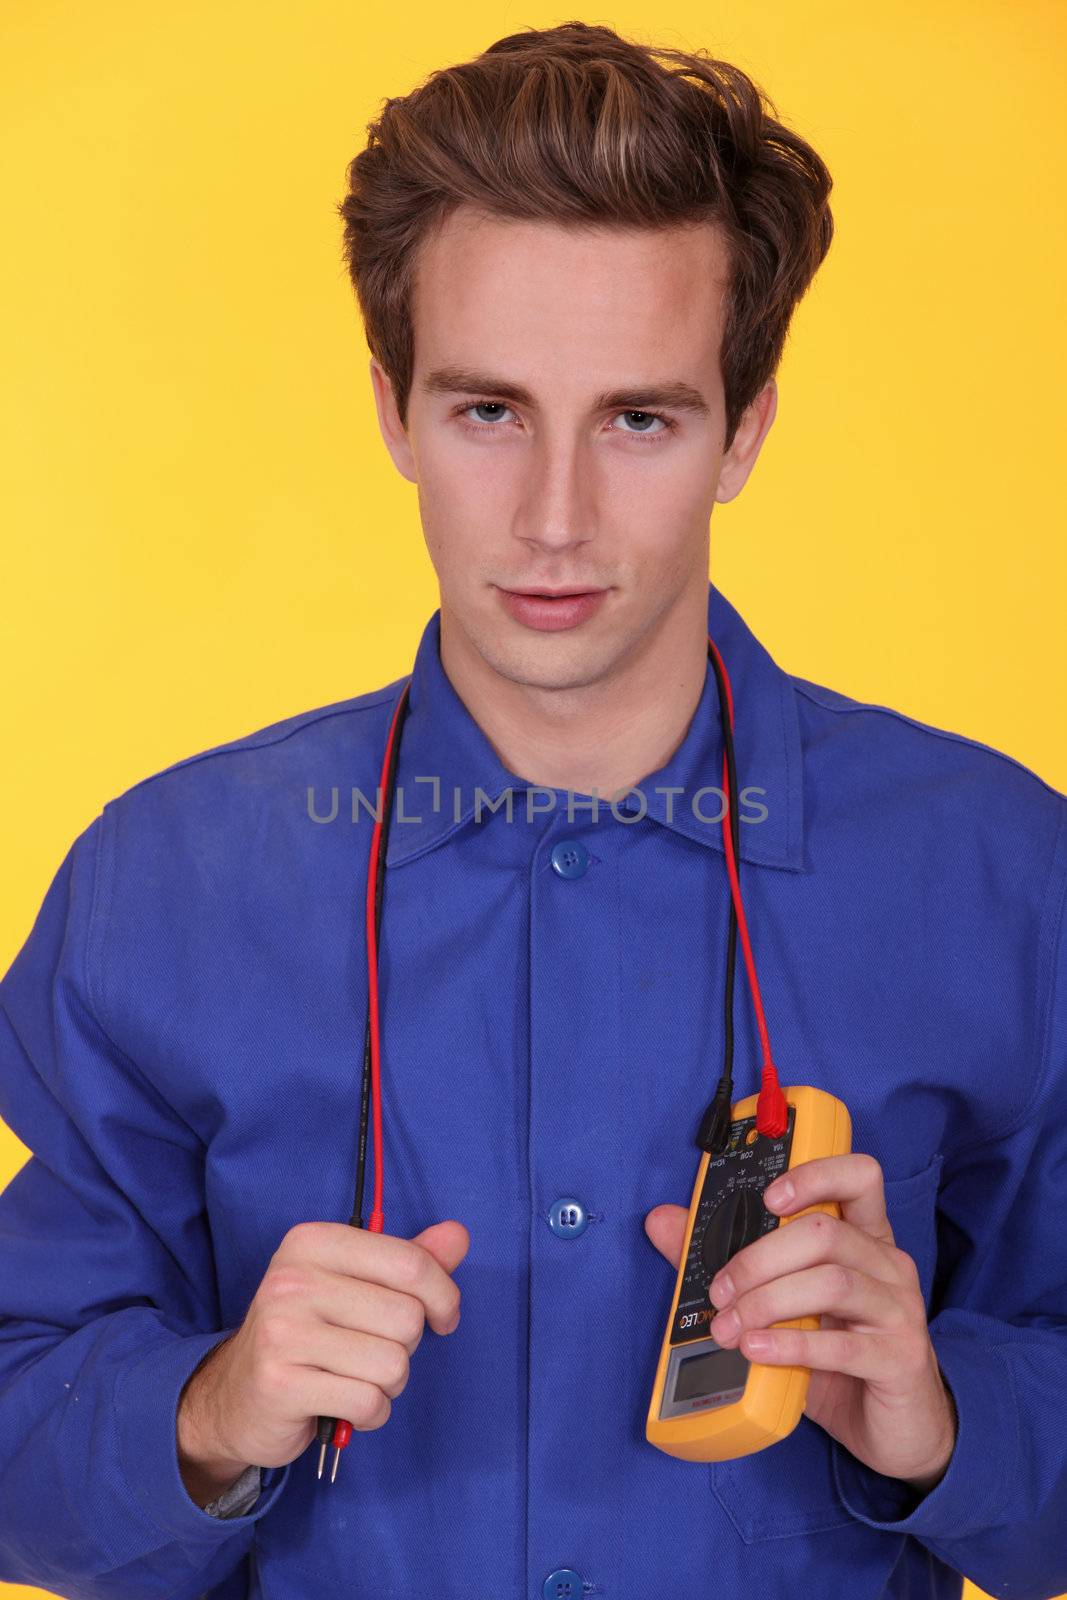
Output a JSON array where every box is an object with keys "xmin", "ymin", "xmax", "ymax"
[{"xmin": 336, "ymin": 20, "xmax": 833, "ymax": 454}]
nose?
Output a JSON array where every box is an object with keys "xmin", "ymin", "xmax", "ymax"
[{"xmin": 513, "ymin": 429, "xmax": 595, "ymax": 555}]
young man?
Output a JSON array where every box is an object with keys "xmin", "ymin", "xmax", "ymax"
[{"xmin": 1, "ymin": 21, "xmax": 1064, "ymax": 1600}]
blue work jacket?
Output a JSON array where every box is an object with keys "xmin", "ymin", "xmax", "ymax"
[{"xmin": 1, "ymin": 582, "xmax": 1065, "ymax": 1600}]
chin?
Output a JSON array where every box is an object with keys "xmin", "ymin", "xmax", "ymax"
[{"xmin": 479, "ymin": 632, "xmax": 619, "ymax": 693}]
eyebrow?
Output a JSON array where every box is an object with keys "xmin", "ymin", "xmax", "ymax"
[{"xmin": 421, "ymin": 365, "xmax": 711, "ymax": 417}]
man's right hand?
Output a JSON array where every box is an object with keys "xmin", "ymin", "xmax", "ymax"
[{"xmin": 176, "ymin": 1218, "xmax": 469, "ymax": 1506}]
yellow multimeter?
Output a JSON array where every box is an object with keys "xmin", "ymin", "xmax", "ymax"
[{"xmin": 646, "ymin": 1083, "xmax": 852, "ymax": 1463}]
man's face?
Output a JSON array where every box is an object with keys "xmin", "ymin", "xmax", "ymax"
[{"xmin": 371, "ymin": 206, "xmax": 774, "ymax": 693}]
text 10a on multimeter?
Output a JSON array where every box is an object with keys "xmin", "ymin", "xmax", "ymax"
[{"xmin": 646, "ymin": 1084, "xmax": 852, "ymax": 1463}]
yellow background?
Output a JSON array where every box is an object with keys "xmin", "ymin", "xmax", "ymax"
[{"xmin": 2, "ymin": 3, "xmax": 1064, "ymax": 1596}]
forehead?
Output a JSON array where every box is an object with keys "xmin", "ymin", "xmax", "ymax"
[{"xmin": 410, "ymin": 206, "xmax": 729, "ymax": 386}]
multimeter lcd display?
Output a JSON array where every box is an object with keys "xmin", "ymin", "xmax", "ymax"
[
  {"xmin": 656, "ymin": 1107, "xmax": 796, "ymax": 1421},
  {"xmin": 675, "ymin": 1351, "xmax": 724, "ymax": 1402}
]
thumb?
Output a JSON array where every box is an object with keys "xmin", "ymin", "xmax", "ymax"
[
  {"xmin": 411, "ymin": 1218, "xmax": 471, "ymax": 1276},
  {"xmin": 644, "ymin": 1204, "xmax": 690, "ymax": 1271}
]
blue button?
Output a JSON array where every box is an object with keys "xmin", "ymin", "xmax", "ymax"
[
  {"xmin": 543, "ymin": 1571, "xmax": 583, "ymax": 1600},
  {"xmin": 550, "ymin": 839, "xmax": 589, "ymax": 879},
  {"xmin": 548, "ymin": 1197, "xmax": 589, "ymax": 1239}
]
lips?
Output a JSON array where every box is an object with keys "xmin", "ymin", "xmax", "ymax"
[
  {"xmin": 507, "ymin": 588, "xmax": 604, "ymax": 598},
  {"xmin": 495, "ymin": 586, "xmax": 609, "ymax": 632}
]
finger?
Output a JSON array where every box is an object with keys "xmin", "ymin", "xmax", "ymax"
[
  {"xmin": 295, "ymin": 1266, "xmax": 429, "ymax": 1353},
  {"xmin": 764, "ymin": 1153, "xmax": 894, "ymax": 1248},
  {"xmin": 283, "ymin": 1369, "xmax": 394, "ymax": 1433},
  {"xmin": 293, "ymin": 1321, "xmax": 413, "ymax": 1399},
  {"xmin": 733, "ymin": 1322, "xmax": 927, "ymax": 1384},
  {"xmin": 644, "ymin": 1204, "xmax": 689, "ymax": 1269},
  {"xmin": 709, "ymin": 1261, "xmax": 916, "ymax": 1349},
  {"xmin": 277, "ymin": 1222, "xmax": 461, "ymax": 1334},
  {"xmin": 710, "ymin": 1208, "xmax": 908, "ymax": 1309}
]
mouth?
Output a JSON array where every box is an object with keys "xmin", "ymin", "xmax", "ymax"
[
  {"xmin": 504, "ymin": 586, "xmax": 607, "ymax": 598},
  {"xmin": 493, "ymin": 584, "xmax": 611, "ymax": 633}
]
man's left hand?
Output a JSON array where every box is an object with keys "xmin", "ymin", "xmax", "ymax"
[{"xmin": 644, "ymin": 1153, "xmax": 958, "ymax": 1492}]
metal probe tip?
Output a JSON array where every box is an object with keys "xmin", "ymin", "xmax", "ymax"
[
  {"xmin": 316, "ymin": 1439, "xmax": 327, "ymax": 1480},
  {"xmin": 330, "ymin": 1446, "xmax": 342, "ymax": 1484}
]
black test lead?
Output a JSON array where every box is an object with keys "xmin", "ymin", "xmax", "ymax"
[{"xmin": 645, "ymin": 638, "xmax": 851, "ymax": 1463}]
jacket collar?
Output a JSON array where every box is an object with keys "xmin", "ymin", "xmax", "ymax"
[{"xmin": 384, "ymin": 582, "xmax": 804, "ymax": 873}]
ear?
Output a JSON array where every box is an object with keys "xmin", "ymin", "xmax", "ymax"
[
  {"xmin": 714, "ymin": 378, "xmax": 778, "ymax": 505},
  {"xmin": 369, "ymin": 357, "xmax": 418, "ymax": 484}
]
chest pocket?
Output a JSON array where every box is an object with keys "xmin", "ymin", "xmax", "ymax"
[{"xmin": 709, "ymin": 1152, "xmax": 944, "ymax": 1542}]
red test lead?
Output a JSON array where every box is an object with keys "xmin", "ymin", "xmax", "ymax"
[
  {"xmin": 705, "ymin": 633, "xmax": 787, "ymax": 1140},
  {"xmin": 316, "ymin": 681, "xmax": 410, "ymax": 1485}
]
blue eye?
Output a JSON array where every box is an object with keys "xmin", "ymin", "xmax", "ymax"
[
  {"xmin": 467, "ymin": 401, "xmax": 513, "ymax": 425},
  {"xmin": 613, "ymin": 410, "xmax": 667, "ymax": 435}
]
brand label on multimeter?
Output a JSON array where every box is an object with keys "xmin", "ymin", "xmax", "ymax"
[{"xmin": 657, "ymin": 1105, "xmax": 797, "ymax": 1422}]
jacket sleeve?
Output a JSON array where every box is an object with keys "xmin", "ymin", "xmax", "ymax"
[
  {"xmin": 0, "ymin": 811, "xmax": 289, "ymax": 1599},
  {"xmin": 831, "ymin": 798, "xmax": 1067, "ymax": 1600}
]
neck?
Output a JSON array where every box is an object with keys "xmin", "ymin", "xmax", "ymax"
[{"xmin": 438, "ymin": 591, "xmax": 709, "ymax": 800}]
